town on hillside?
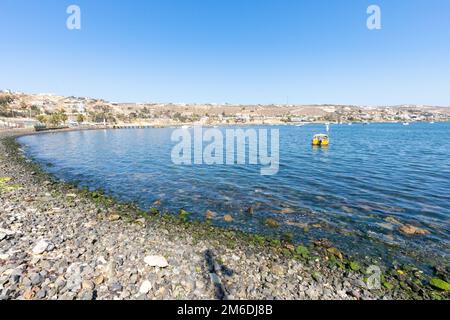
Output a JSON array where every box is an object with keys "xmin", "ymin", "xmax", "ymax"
[{"xmin": 1, "ymin": 89, "xmax": 449, "ymax": 129}]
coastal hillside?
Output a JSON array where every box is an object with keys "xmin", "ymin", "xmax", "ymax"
[{"xmin": 1, "ymin": 90, "xmax": 449, "ymax": 128}]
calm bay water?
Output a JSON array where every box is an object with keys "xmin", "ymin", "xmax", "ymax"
[{"xmin": 18, "ymin": 123, "xmax": 450, "ymax": 268}]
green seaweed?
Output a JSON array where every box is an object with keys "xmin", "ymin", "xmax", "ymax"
[
  {"xmin": 383, "ymin": 281, "xmax": 394, "ymax": 290},
  {"xmin": 429, "ymin": 278, "xmax": 450, "ymax": 291},
  {"xmin": 349, "ymin": 261, "xmax": 361, "ymax": 271},
  {"xmin": 179, "ymin": 209, "xmax": 191, "ymax": 223},
  {"xmin": 295, "ymin": 245, "xmax": 310, "ymax": 259}
]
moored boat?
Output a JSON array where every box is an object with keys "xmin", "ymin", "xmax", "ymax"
[{"xmin": 312, "ymin": 134, "xmax": 329, "ymax": 146}]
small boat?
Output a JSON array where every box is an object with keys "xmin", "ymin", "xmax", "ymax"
[
  {"xmin": 181, "ymin": 125, "xmax": 191, "ymax": 129},
  {"xmin": 403, "ymin": 122, "xmax": 410, "ymax": 126},
  {"xmin": 312, "ymin": 134, "xmax": 329, "ymax": 147},
  {"xmin": 430, "ymin": 121, "xmax": 435, "ymax": 124}
]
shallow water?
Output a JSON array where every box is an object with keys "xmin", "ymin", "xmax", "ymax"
[{"xmin": 18, "ymin": 123, "xmax": 450, "ymax": 268}]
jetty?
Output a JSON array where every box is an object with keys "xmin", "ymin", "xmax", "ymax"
[{"xmin": 111, "ymin": 124, "xmax": 155, "ymax": 129}]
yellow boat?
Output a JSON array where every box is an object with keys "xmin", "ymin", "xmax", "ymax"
[{"xmin": 312, "ymin": 134, "xmax": 329, "ymax": 146}]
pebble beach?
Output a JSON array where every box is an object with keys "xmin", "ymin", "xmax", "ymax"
[{"xmin": 0, "ymin": 129, "xmax": 448, "ymax": 300}]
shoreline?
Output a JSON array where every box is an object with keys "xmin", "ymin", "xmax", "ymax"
[
  {"xmin": 2, "ymin": 119, "xmax": 449, "ymax": 134},
  {"xmin": 1, "ymin": 129, "xmax": 448, "ymax": 300}
]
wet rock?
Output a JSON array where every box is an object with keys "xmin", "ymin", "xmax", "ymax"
[{"xmin": 433, "ymin": 266, "xmax": 449, "ymax": 282}]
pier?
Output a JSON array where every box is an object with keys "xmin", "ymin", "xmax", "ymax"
[{"xmin": 111, "ymin": 124, "xmax": 156, "ymax": 129}]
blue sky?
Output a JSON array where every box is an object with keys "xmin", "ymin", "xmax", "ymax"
[{"xmin": 1, "ymin": 0, "xmax": 450, "ymax": 105}]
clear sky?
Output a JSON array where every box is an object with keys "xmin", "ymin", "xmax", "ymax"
[{"xmin": 1, "ymin": 0, "xmax": 450, "ymax": 106}]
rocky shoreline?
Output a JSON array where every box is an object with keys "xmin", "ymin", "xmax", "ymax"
[{"xmin": 0, "ymin": 129, "xmax": 448, "ymax": 300}]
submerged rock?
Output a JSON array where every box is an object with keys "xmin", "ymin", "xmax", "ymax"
[
  {"xmin": 327, "ymin": 247, "xmax": 344, "ymax": 260},
  {"xmin": 399, "ymin": 224, "xmax": 429, "ymax": 236},
  {"xmin": 285, "ymin": 221, "xmax": 308, "ymax": 229},
  {"xmin": 205, "ymin": 210, "xmax": 215, "ymax": 220},
  {"xmin": 385, "ymin": 216, "xmax": 402, "ymax": 225},
  {"xmin": 341, "ymin": 206, "xmax": 353, "ymax": 213},
  {"xmin": 223, "ymin": 214, "xmax": 233, "ymax": 222},
  {"xmin": 265, "ymin": 218, "xmax": 279, "ymax": 228},
  {"xmin": 273, "ymin": 208, "xmax": 295, "ymax": 214}
]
